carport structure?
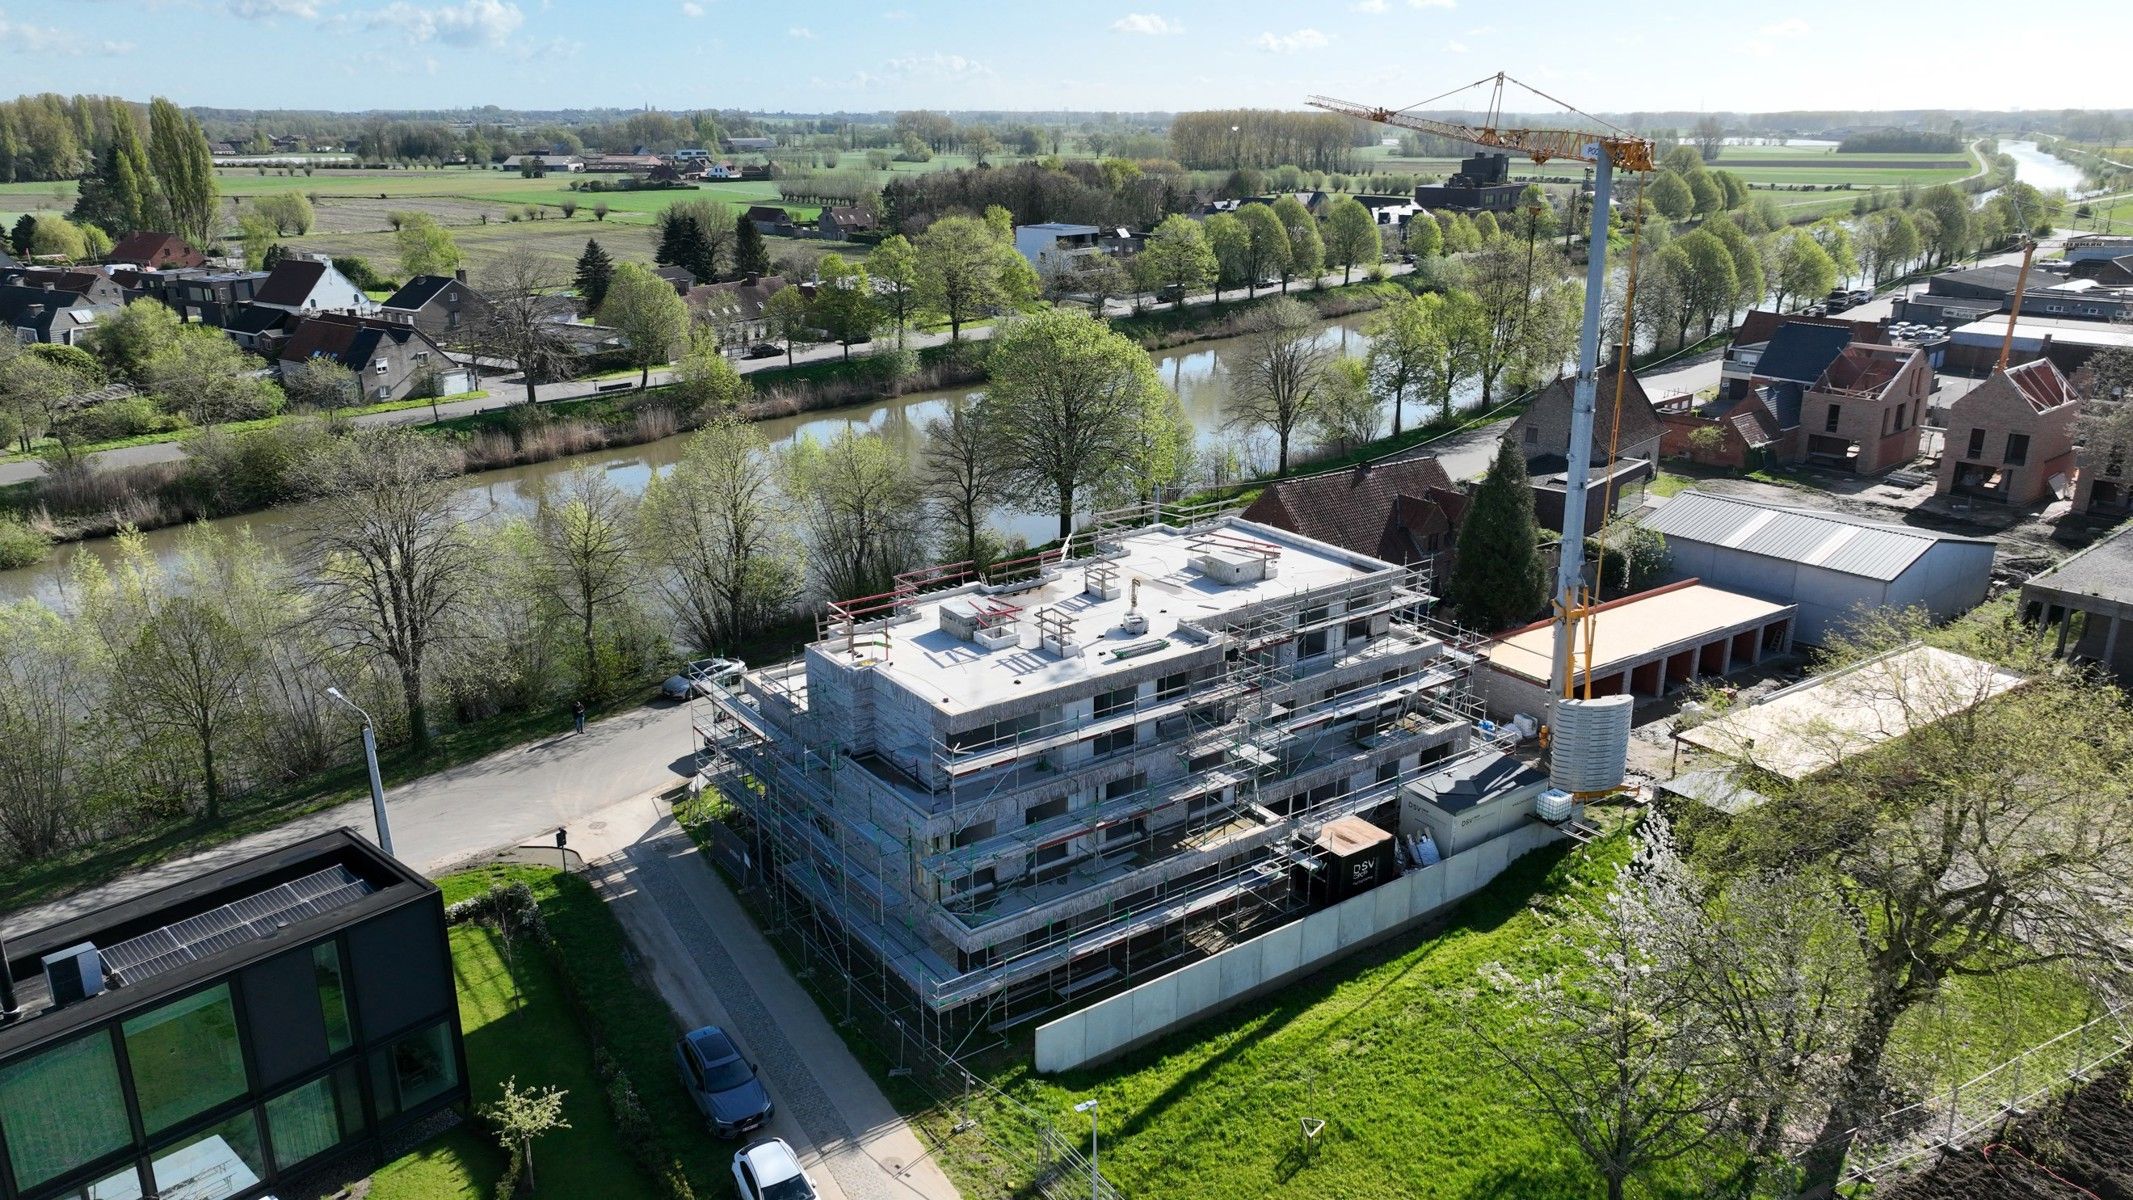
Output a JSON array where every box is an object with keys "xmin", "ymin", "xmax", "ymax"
[{"xmin": 1478, "ymin": 580, "xmax": 1797, "ymax": 718}]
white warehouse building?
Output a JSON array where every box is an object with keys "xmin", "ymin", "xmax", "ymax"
[{"xmin": 1639, "ymin": 490, "xmax": 1997, "ymax": 644}]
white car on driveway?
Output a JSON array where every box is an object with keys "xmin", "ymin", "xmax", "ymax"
[{"xmin": 733, "ymin": 1137, "xmax": 819, "ymax": 1200}]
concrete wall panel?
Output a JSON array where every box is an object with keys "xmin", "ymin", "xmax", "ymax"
[{"xmin": 1034, "ymin": 823, "xmax": 1564, "ymax": 1072}]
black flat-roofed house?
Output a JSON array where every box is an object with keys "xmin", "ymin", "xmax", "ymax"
[
  {"xmin": 1413, "ymin": 151, "xmax": 1524, "ymax": 213},
  {"xmin": 0, "ymin": 830, "xmax": 465, "ymax": 1200}
]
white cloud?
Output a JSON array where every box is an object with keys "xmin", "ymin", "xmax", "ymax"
[
  {"xmin": 1350, "ymin": 0, "xmax": 1387, "ymax": 11},
  {"xmin": 1408, "ymin": 0, "xmax": 1455, "ymax": 7},
  {"xmin": 680, "ymin": 1, "xmax": 703, "ymax": 15},
  {"xmin": 1757, "ymin": 17, "xmax": 1810, "ymax": 37},
  {"xmin": 1110, "ymin": 12, "xmax": 1180, "ymax": 34},
  {"xmin": 825, "ymin": 50, "xmax": 995, "ymax": 90},
  {"xmin": 1254, "ymin": 28, "xmax": 1329, "ymax": 53},
  {"xmin": 788, "ymin": 25, "xmax": 814, "ymax": 37},
  {"xmin": 228, "ymin": 0, "xmax": 321, "ymax": 17},
  {"xmin": 374, "ymin": 0, "xmax": 523, "ymax": 47},
  {"xmin": 1445, "ymin": 39, "xmax": 1467, "ymax": 52},
  {"xmin": 0, "ymin": 15, "xmax": 133, "ymax": 54}
]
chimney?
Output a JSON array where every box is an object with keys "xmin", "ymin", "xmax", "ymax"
[
  {"xmin": 454, "ymin": 268, "xmax": 468, "ymax": 283},
  {"xmin": 744, "ymin": 272, "xmax": 760, "ymax": 287}
]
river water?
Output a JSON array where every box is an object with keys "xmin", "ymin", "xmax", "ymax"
[
  {"xmin": 1, "ymin": 309, "xmax": 1488, "ymax": 606},
  {"xmin": 2002, "ymin": 139, "xmax": 2088, "ymax": 195}
]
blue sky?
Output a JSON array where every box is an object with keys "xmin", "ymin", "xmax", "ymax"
[{"xmin": 0, "ymin": 0, "xmax": 2123, "ymax": 114}]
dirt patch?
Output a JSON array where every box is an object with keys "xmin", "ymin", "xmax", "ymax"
[
  {"xmin": 220, "ymin": 194, "xmax": 517, "ymax": 236},
  {"xmin": 285, "ymin": 219, "xmax": 661, "ymax": 278},
  {"xmin": 1880, "ymin": 1063, "xmax": 2133, "ymax": 1200}
]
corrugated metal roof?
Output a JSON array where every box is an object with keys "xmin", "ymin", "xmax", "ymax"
[{"xmin": 1642, "ymin": 491, "xmax": 1991, "ymax": 582}]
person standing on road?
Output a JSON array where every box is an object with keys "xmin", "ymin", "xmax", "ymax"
[{"xmin": 572, "ymin": 699, "xmax": 587, "ymax": 736}]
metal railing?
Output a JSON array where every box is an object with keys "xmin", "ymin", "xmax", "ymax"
[{"xmin": 1844, "ymin": 998, "xmax": 2133, "ymax": 1184}]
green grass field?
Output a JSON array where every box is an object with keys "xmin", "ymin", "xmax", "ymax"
[
  {"xmin": 911, "ymin": 825, "xmax": 2104, "ymax": 1200},
  {"xmin": 367, "ymin": 907, "xmax": 652, "ymax": 1200}
]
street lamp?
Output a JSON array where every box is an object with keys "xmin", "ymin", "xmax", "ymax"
[
  {"xmin": 326, "ymin": 687, "xmax": 395, "ymax": 857},
  {"xmin": 1073, "ymin": 1098, "xmax": 1099, "ymax": 1200}
]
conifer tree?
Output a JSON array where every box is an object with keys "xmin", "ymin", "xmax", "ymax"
[
  {"xmin": 1449, "ymin": 436, "xmax": 1549, "ymax": 631},
  {"xmin": 734, "ymin": 214, "xmax": 770, "ymax": 277},
  {"xmin": 574, "ymin": 238, "xmax": 614, "ymax": 311}
]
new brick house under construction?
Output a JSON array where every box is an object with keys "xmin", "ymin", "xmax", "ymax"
[{"xmin": 694, "ymin": 506, "xmax": 1504, "ymax": 1045}]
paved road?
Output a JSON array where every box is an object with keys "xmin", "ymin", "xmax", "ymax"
[
  {"xmin": 573, "ymin": 808, "xmax": 960, "ymax": 1200},
  {"xmin": 1, "ymin": 699, "xmax": 700, "ymax": 934},
  {"xmin": 0, "ymin": 263, "xmax": 1415, "ymax": 487}
]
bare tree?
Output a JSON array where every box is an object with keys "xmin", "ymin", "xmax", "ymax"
[
  {"xmin": 532, "ymin": 468, "xmax": 639, "ymax": 694},
  {"xmin": 638, "ymin": 419, "xmax": 802, "ymax": 654},
  {"xmin": 1227, "ymin": 296, "xmax": 1333, "ymax": 473},
  {"xmin": 920, "ymin": 396, "xmax": 1008, "ymax": 566},
  {"xmin": 300, "ymin": 429, "xmax": 478, "ymax": 751},
  {"xmin": 473, "ymin": 248, "xmax": 579, "ymax": 406},
  {"xmin": 1472, "ymin": 837, "xmax": 1743, "ymax": 1200}
]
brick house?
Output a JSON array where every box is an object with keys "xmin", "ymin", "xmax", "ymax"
[
  {"xmin": 279, "ymin": 313, "xmax": 464, "ymax": 403},
  {"xmin": 819, "ymin": 206, "xmax": 878, "ymax": 240},
  {"xmin": 1793, "ymin": 342, "xmax": 1932, "ymax": 475},
  {"xmin": 1936, "ymin": 359, "xmax": 2081, "ymax": 506},
  {"xmin": 104, "ymin": 232, "xmax": 206, "ymax": 270},
  {"xmin": 1656, "ymin": 393, "xmax": 1785, "ymax": 470},
  {"xmin": 1507, "ymin": 367, "xmax": 1663, "ymax": 529},
  {"xmin": 1240, "ymin": 457, "xmax": 1468, "ymax": 585},
  {"xmin": 378, "ymin": 271, "xmax": 491, "ymax": 340}
]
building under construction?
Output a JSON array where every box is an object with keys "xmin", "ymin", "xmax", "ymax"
[{"xmin": 694, "ymin": 505, "xmax": 1505, "ymax": 1045}]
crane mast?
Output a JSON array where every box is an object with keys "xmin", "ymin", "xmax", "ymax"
[{"xmin": 1308, "ymin": 76, "xmax": 1655, "ymax": 722}]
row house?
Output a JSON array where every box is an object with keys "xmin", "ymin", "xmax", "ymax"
[{"xmin": 1936, "ymin": 359, "xmax": 2080, "ymax": 506}]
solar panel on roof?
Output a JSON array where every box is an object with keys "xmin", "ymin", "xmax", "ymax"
[{"xmin": 99, "ymin": 865, "xmax": 374, "ymax": 986}]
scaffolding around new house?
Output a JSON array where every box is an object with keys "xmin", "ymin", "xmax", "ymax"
[{"xmin": 691, "ymin": 499, "xmax": 1498, "ymax": 1053}]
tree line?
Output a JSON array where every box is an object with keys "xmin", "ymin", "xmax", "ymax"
[{"xmin": 1168, "ymin": 110, "xmax": 1375, "ymax": 172}]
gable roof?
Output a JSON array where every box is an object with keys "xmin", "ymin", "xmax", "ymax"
[
  {"xmin": 278, "ymin": 313, "xmax": 441, "ymax": 368},
  {"xmin": 380, "ymin": 274, "xmax": 459, "ymax": 312},
  {"xmin": 744, "ymin": 205, "xmax": 794, "ymax": 224},
  {"xmin": 105, "ymin": 232, "xmax": 204, "ymax": 269},
  {"xmin": 225, "ymin": 304, "xmax": 293, "ymax": 337},
  {"xmin": 254, "ymin": 259, "xmax": 330, "ymax": 307},
  {"xmin": 686, "ymin": 274, "xmax": 789, "ymax": 323},
  {"xmin": 1514, "ymin": 367, "xmax": 1665, "ymax": 460},
  {"xmin": 824, "ymin": 206, "xmax": 877, "ymax": 229},
  {"xmin": 1754, "ymin": 321, "xmax": 1856, "ymax": 384},
  {"xmin": 1641, "ymin": 489, "xmax": 1994, "ymax": 581},
  {"xmin": 1239, "ymin": 457, "xmax": 1460, "ymax": 564},
  {"xmin": 1731, "ymin": 308, "xmax": 1883, "ymax": 351}
]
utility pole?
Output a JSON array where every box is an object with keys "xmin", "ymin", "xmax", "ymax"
[{"xmin": 326, "ymin": 687, "xmax": 395, "ymax": 857}]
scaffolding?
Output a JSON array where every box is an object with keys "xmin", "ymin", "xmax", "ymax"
[{"xmin": 691, "ymin": 507, "xmax": 1495, "ymax": 1055}]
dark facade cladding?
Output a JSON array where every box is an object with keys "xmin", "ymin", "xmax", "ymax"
[{"xmin": 0, "ymin": 830, "xmax": 465, "ymax": 1200}]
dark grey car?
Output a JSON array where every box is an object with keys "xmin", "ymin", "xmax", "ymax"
[{"xmin": 676, "ymin": 1025, "xmax": 773, "ymax": 1137}]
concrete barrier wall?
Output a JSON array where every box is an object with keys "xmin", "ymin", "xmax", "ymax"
[{"xmin": 1034, "ymin": 822, "xmax": 1565, "ymax": 1073}]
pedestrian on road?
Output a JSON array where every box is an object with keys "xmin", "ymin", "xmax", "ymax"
[{"xmin": 572, "ymin": 699, "xmax": 587, "ymax": 736}]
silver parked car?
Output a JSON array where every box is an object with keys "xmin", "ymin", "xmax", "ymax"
[{"xmin": 660, "ymin": 657, "xmax": 742, "ymax": 701}]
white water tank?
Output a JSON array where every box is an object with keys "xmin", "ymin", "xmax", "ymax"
[
  {"xmin": 1534, "ymin": 788, "xmax": 1575, "ymax": 824},
  {"xmin": 1549, "ymin": 694, "xmax": 1633, "ymax": 795}
]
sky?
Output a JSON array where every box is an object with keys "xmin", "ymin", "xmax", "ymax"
[{"xmin": 1, "ymin": 0, "xmax": 2127, "ymax": 116}]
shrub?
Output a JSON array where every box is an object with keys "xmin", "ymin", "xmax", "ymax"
[
  {"xmin": 0, "ymin": 513, "xmax": 51, "ymax": 569},
  {"xmin": 332, "ymin": 255, "xmax": 394, "ymax": 292},
  {"xmin": 64, "ymin": 395, "xmax": 171, "ymax": 442}
]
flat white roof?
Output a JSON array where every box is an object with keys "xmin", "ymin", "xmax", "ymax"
[
  {"xmin": 1951, "ymin": 316, "xmax": 2133, "ymax": 350},
  {"xmin": 1676, "ymin": 644, "xmax": 2023, "ymax": 781},
  {"xmin": 827, "ymin": 521, "xmax": 1394, "ymax": 713},
  {"xmin": 1486, "ymin": 583, "xmax": 1792, "ymax": 686}
]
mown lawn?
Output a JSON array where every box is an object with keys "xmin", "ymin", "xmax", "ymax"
[{"xmin": 368, "ymin": 898, "xmax": 653, "ymax": 1200}]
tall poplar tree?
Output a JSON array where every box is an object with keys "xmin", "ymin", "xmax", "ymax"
[{"xmin": 147, "ymin": 98, "xmax": 217, "ymax": 249}]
